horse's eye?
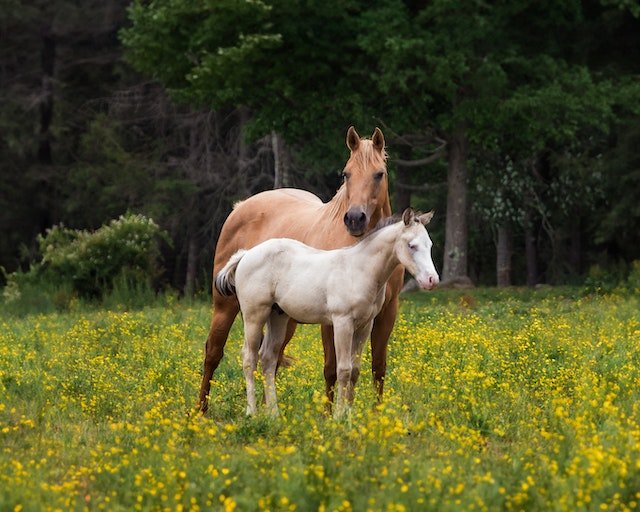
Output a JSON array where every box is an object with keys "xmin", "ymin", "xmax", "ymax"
[
  {"xmin": 374, "ymin": 171, "xmax": 385, "ymax": 181},
  {"xmin": 408, "ymin": 243, "xmax": 417, "ymax": 251},
  {"xmin": 342, "ymin": 172, "xmax": 350, "ymax": 181}
]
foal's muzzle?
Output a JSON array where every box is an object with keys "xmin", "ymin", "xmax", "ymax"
[{"xmin": 344, "ymin": 208, "xmax": 367, "ymax": 237}]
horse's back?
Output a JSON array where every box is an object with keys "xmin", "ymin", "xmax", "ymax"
[
  {"xmin": 214, "ymin": 189, "xmax": 329, "ymax": 274},
  {"xmin": 233, "ymin": 188, "xmax": 322, "ymax": 212}
]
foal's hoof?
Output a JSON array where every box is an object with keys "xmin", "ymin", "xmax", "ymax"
[{"xmin": 267, "ymin": 407, "xmax": 280, "ymax": 419}]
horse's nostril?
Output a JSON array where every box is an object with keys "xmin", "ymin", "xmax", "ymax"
[{"xmin": 359, "ymin": 212, "xmax": 366, "ymax": 222}]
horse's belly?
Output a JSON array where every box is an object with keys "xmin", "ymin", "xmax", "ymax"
[{"xmin": 277, "ymin": 296, "xmax": 331, "ymax": 325}]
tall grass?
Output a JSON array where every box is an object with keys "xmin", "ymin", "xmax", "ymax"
[{"xmin": 1, "ymin": 289, "xmax": 639, "ymax": 511}]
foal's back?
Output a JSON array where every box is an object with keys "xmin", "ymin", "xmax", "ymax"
[{"xmin": 235, "ymin": 238, "xmax": 353, "ymax": 325}]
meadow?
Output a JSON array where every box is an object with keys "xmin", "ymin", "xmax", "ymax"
[{"xmin": 1, "ymin": 288, "xmax": 639, "ymax": 511}]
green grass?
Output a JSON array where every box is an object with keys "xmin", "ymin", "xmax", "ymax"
[{"xmin": 1, "ymin": 288, "xmax": 639, "ymax": 511}]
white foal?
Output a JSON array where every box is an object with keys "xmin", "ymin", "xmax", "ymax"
[{"xmin": 215, "ymin": 207, "xmax": 439, "ymax": 419}]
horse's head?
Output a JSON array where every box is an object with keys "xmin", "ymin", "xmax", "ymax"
[
  {"xmin": 342, "ymin": 126, "xmax": 389, "ymax": 237},
  {"xmin": 396, "ymin": 208, "xmax": 440, "ymax": 290}
]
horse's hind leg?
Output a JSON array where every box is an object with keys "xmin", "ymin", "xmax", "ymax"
[
  {"xmin": 260, "ymin": 312, "xmax": 290, "ymax": 416},
  {"xmin": 199, "ymin": 293, "xmax": 240, "ymax": 413},
  {"xmin": 276, "ymin": 318, "xmax": 298, "ymax": 369}
]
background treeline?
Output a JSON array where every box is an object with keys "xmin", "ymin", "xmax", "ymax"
[{"xmin": 1, "ymin": 0, "xmax": 640, "ymax": 298}]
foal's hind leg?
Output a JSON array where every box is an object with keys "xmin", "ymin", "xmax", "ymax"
[
  {"xmin": 242, "ymin": 309, "xmax": 270, "ymax": 416},
  {"xmin": 332, "ymin": 318, "xmax": 355, "ymax": 420},
  {"xmin": 260, "ymin": 312, "xmax": 290, "ymax": 416},
  {"xmin": 199, "ymin": 293, "xmax": 240, "ymax": 413}
]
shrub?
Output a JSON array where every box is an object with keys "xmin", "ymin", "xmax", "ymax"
[
  {"xmin": 626, "ymin": 260, "xmax": 640, "ymax": 294},
  {"xmin": 35, "ymin": 213, "xmax": 169, "ymax": 298}
]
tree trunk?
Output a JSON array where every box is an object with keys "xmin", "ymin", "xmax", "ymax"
[
  {"xmin": 36, "ymin": 28, "xmax": 56, "ymax": 231},
  {"xmin": 394, "ymin": 146, "xmax": 412, "ymax": 212},
  {"xmin": 237, "ymin": 106, "xmax": 250, "ymax": 194},
  {"xmin": 496, "ymin": 224, "xmax": 512, "ymax": 287},
  {"xmin": 442, "ymin": 126, "xmax": 469, "ymax": 281},
  {"xmin": 569, "ymin": 214, "xmax": 582, "ymax": 276},
  {"xmin": 38, "ymin": 30, "xmax": 55, "ymax": 165},
  {"xmin": 184, "ymin": 235, "xmax": 198, "ymax": 297},
  {"xmin": 272, "ymin": 131, "xmax": 291, "ymax": 188},
  {"xmin": 524, "ymin": 215, "xmax": 538, "ymax": 287}
]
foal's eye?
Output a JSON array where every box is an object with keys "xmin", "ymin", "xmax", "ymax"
[
  {"xmin": 342, "ymin": 172, "xmax": 350, "ymax": 181},
  {"xmin": 408, "ymin": 243, "xmax": 417, "ymax": 251},
  {"xmin": 374, "ymin": 171, "xmax": 385, "ymax": 181}
]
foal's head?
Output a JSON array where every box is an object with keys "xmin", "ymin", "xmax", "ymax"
[
  {"xmin": 396, "ymin": 208, "xmax": 440, "ymax": 290},
  {"xmin": 342, "ymin": 126, "xmax": 389, "ymax": 237}
]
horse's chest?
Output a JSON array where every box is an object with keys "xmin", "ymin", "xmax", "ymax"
[{"xmin": 329, "ymin": 286, "xmax": 385, "ymax": 325}]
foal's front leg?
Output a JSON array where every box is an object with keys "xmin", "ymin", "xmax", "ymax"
[
  {"xmin": 332, "ymin": 318, "xmax": 355, "ymax": 420},
  {"xmin": 351, "ymin": 321, "xmax": 375, "ymax": 394}
]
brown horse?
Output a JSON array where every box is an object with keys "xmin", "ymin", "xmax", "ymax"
[{"xmin": 198, "ymin": 126, "xmax": 405, "ymax": 412}]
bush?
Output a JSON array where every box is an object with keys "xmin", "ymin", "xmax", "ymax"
[
  {"xmin": 584, "ymin": 260, "xmax": 640, "ymax": 295},
  {"xmin": 626, "ymin": 260, "xmax": 640, "ymax": 294},
  {"xmin": 37, "ymin": 213, "xmax": 169, "ymax": 298}
]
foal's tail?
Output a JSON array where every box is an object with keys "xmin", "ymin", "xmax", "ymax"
[{"xmin": 214, "ymin": 249, "xmax": 247, "ymax": 297}]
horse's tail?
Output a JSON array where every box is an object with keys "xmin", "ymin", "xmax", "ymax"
[{"xmin": 214, "ymin": 249, "xmax": 247, "ymax": 297}]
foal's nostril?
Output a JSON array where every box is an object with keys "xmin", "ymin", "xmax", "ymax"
[{"xmin": 358, "ymin": 212, "xmax": 366, "ymax": 223}]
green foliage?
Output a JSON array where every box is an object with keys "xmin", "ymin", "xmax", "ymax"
[
  {"xmin": 34, "ymin": 213, "xmax": 169, "ymax": 298},
  {"xmin": 583, "ymin": 260, "xmax": 640, "ymax": 294}
]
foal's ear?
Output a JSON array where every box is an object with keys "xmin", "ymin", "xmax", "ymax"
[
  {"xmin": 372, "ymin": 127, "xmax": 385, "ymax": 152},
  {"xmin": 346, "ymin": 126, "xmax": 360, "ymax": 152},
  {"xmin": 402, "ymin": 207, "xmax": 415, "ymax": 226},
  {"xmin": 419, "ymin": 210, "xmax": 434, "ymax": 225}
]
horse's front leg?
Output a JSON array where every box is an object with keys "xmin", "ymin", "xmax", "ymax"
[
  {"xmin": 351, "ymin": 321, "xmax": 375, "ymax": 396},
  {"xmin": 260, "ymin": 312, "xmax": 290, "ymax": 417},
  {"xmin": 332, "ymin": 318, "xmax": 355, "ymax": 420},
  {"xmin": 321, "ymin": 324, "xmax": 337, "ymax": 406},
  {"xmin": 370, "ymin": 267, "xmax": 403, "ymax": 400}
]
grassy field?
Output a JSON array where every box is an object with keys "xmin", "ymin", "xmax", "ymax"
[{"xmin": 1, "ymin": 288, "xmax": 639, "ymax": 511}]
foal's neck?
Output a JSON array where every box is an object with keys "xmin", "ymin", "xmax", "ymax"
[{"xmin": 351, "ymin": 223, "xmax": 402, "ymax": 288}]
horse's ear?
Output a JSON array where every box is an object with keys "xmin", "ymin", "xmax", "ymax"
[
  {"xmin": 419, "ymin": 210, "xmax": 434, "ymax": 225},
  {"xmin": 402, "ymin": 207, "xmax": 415, "ymax": 226},
  {"xmin": 372, "ymin": 127, "xmax": 385, "ymax": 152},
  {"xmin": 346, "ymin": 126, "xmax": 360, "ymax": 152}
]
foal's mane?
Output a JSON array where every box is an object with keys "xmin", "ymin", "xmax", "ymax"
[{"xmin": 356, "ymin": 214, "xmax": 402, "ymax": 242}]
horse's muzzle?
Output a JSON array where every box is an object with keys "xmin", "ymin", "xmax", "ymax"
[{"xmin": 344, "ymin": 208, "xmax": 367, "ymax": 236}]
